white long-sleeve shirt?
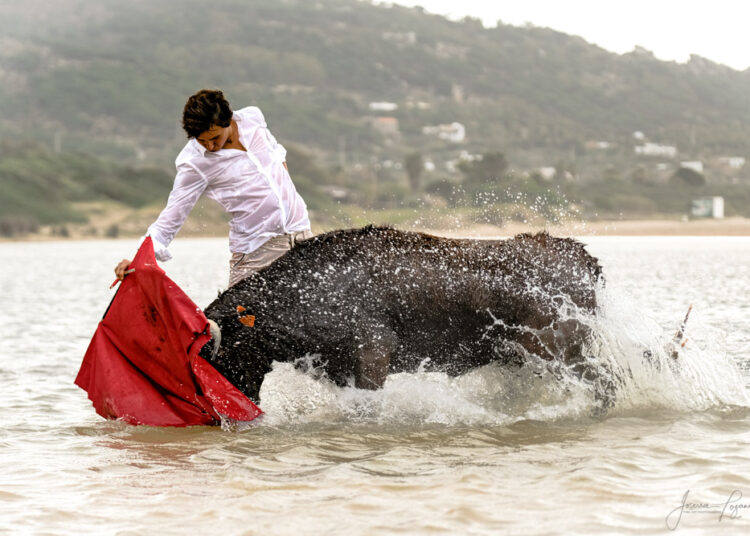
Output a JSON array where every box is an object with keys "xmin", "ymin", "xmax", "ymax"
[{"xmin": 146, "ymin": 106, "xmax": 311, "ymax": 261}]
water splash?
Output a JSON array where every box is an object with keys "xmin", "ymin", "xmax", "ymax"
[
  {"xmin": 587, "ymin": 284, "xmax": 748, "ymax": 412},
  {"xmin": 255, "ymin": 280, "xmax": 748, "ymax": 427}
]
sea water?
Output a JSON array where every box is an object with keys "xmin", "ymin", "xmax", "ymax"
[{"xmin": 1, "ymin": 236, "xmax": 748, "ymax": 534}]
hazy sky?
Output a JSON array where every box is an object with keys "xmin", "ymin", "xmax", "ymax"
[{"xmin": 383, "ymin": 1, "xmax": 750, "ymax": 71}]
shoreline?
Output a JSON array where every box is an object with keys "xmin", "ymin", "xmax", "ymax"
[
  {"xmin": 3, "ymin": 217, "xmax": 750, "ymax": 243},
  {"xmin": 421, "ymin": 217, "xmax": 750, "ymax": 239}
]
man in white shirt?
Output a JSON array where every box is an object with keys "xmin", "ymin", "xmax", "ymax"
[{"xmin": 114, "ymin": 89, "xmax": 312, "ymax": 287}]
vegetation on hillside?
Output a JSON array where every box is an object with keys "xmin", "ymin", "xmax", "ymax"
[
  {"xmin": 1, "ymin": 0, "xmax": 749, "ymax": 235},
  {"xmin": 0, "ymin": 142, "xmax": 339, "ymax": 236},
  {"xmin": 0, "ymin": 141, "xmax": 172, "ymax": 234},
  {"xmin": 1, "ymin": 0, "xmax": 748, "ymax": 160}
]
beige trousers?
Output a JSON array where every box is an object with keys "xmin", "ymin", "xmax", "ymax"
[{"xmin": 228, "ymin": 229, "xmax": 313, "ymax": 287}]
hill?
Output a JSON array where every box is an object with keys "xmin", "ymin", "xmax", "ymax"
[
  {"xmin": 1, "ymin": 0, "xmax": 748, "ymax": 163},
  {"xmin": 1, "ymin": 0, "xmax": 749, "ymax": 233}
]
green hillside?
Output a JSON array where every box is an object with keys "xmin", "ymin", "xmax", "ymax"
[
  {"xmin": 0, "ymin": 141, "xmax": 173, "ymax": 230},
  {"xmin": 1, "ymin": 0, "xmax": 749, "ymax": 233},
  {"xmin": 2, "ymin": 0, "xmax": 749, "ymax": 160},
  {"xmin": 0, "ymin": 141, "xmax": 339, "ymax": 234}
]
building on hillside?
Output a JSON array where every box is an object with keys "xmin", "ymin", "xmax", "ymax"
[
  {"xmin": 435, "ymin": 42, "xmax": 468, "ymax": 59},
  {"xmin": 369, "ymin": 117, "xmax": 400, "ymax": 137},
  {"xmin": 680, "ymin": 161, "xmax": 704, "ymax": 173},
  {"xmin": 560, "ymin": 170, "xmax": 576, "ymax": 182},
  {"xmin": 369, "ymin": 101, "xmax": 398, "ymax": 112},
  {"xmin": 691, "ymin": 197, "xmax": 724, "ymax": 219},
  {"xmin": 635, "ymin": 143, "xmax": 677, "ymax": 158},
  {"xmin": 445, "ymin": 151, "xmax": 479, "ymax": 173},
  {"xmin": 381, "ymin": 31, "xmax": 416, "ymax": 45},
  {"xmin": 633, "ymin": 131, "xmax": 646, "ymax": 141},
  {"xmin": 321, "ymin": 185, "xmax": 351, "ymax": 201},
  {"xmin": 716, "ymin": 156, "xmax": 746, "ymax": 170},
  {"xmin": 651, "ymin": 162, "xmax": 673, "ymax": 183},
  {"xmin": 406, "ymin": 101, "xmax": 431, "ymax": 110},
  {"xmin": 585, "ymin": 141, "xmax": 613, "ymax": 150},
  {"xmin": 377, "ymin": 159, "xmax": 403, "ymax": 171},
  {"xmin": 458, "ymin": 150, "xmax": 480, "ymax": 162},
  {"xmin": 422, "ymin": 122, "xmax": 466, "ymax": 143},
  {"xmin": 451, "ymin": 84, "xmax": 465, "ymax": 103},
  {"xmin": 537, "ymin": 167, "xmax": 557, "ymax": 181}
]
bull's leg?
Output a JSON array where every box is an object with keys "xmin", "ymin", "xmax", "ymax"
[{"xmin": 353, "ymin": 327, "xmax": 398, "ymax": 390}]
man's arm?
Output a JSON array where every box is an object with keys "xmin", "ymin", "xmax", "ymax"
[
  {"xmin": 113, "ymin": 164, "xmax": 207, "ymax": 279},
  {"xmin": 146, "ymin": 163, "xmax": 208, "ymax": 261}
]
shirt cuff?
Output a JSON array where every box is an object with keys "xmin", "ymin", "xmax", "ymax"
[{"xmin": 142, "ymin": 230, "xmax": 173, "ymax": 262}]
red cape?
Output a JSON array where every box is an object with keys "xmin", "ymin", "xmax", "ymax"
[{"xmin": 75, "ymin": 237, "xmax": 262, "ymax": 426}]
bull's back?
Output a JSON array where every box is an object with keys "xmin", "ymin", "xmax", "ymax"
[{"xmin": 209, "ymin": 227, "xmax": 601, "ymax": 375}]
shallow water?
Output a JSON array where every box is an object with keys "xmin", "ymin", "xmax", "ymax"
[{"xmin": 1, "ymin": 236, "xmax": 749, "ymax": 534}]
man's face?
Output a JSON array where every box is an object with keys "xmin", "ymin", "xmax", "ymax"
[{"xmin": 196, "ymin": 124, "xmax": 231, "ymax": 152}]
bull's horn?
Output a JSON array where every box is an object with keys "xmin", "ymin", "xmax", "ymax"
[
  {"xmin": 671, "ymin": 304, "xmax": 693, "ymax": 359},
  {"xmin": 207, "ymin": 319, "xmax": 222, "ymax": 360}
]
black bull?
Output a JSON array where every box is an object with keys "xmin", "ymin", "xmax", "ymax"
[{"xmin": 200, "ymin": 226, "xmax": 608, "ymax": 406}]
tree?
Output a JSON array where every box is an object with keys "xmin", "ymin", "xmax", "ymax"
[
  {"xmin": 672, "ymin": 167, "xmax": 706, "ymax": 187},
  {"xmin": 404, "ymin": 152, "xmax": 424, "ymax": 192},
  {"xmin": 631, "ymin": 166, "xmax": 648, "ymax": 184},
  {"xmin": 458, "ymin": 151, "xmax": 509, "ymax": 185}
]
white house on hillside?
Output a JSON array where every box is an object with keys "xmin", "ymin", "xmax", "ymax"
[
  {"xmin": 680, "ymin": 161, "xmax": 704, "ymax": 173},
  {"xmin": 369, "ymin": 101, "xmax": 398, "ymax": 112},
  {"xmin": 382, "ymin": 31, "xmax": 416, "ymax": 45},
  {"xmin": 691, "ymin": 197, "xmax": 724, "ymax": 219},
  {"xmin": 635, "ymin": 143, "xmax": 677, "ymax": 158},
  {"xmin": 585, "ymin": 141, "xmax": 612, "ymax": 150},
  {"xmin": 717, "ymin": 156, "xmax": 746, "ymax": 170},
  {"xmin": 423, "ymin": 122, "xmax": 466, "ymax": 143}
]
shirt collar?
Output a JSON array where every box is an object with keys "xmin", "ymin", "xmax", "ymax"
[
  {"xmin": 191, "ymin": 112, "xmax": 241, "ymax": 158},
  {"xmin": 191, "ymin": 138, "xmax": 208, "ymax": 157}
]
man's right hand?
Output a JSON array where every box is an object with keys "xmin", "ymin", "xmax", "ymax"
[{"xmin": 114, "ymin": 259, "xmax": 131, "ymax": 280}]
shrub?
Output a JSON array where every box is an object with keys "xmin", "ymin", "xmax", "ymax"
[
  {"xmin": 105, "ymin": 224, "xmax": 120, "ymax": 238},
  {"xmin": 0, "ymin": 216, "xmax": 39, "ymax": 237}
]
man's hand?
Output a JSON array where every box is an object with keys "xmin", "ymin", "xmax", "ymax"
[{"xmin": 114, "ymin": 259, "xmax": 131, "ymax": 280}]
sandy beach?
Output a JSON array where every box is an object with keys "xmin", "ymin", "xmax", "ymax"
[
  {"xmin": 421, "ymin": 217, "xmax": 750, "ymax": 238},
  {"xmin": 4, "ymin": 196, "xmax": 750, "ymax": 243}
]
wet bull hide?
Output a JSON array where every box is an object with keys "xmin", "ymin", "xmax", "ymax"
[{"xmin": 200, "ymin": 226, "xmax": 606, "ymax": 406}]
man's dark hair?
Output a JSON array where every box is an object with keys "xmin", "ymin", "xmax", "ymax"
[{"xmin": 182, "ymin": 89, "xmax": 233, "ymax": 138}]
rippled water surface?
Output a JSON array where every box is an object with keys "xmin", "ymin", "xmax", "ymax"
[{"xmin": 1, "ymin": 236, "xmax": 749, "ymax": 535}]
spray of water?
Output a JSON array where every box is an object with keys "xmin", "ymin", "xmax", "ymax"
[
  {"xmin": 251, "ymin": 277, "xmax": 747, "ymax": 428},
  {"xmin": 587, "ymin": 284, "xmax": 748, "ymax": 412}
]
